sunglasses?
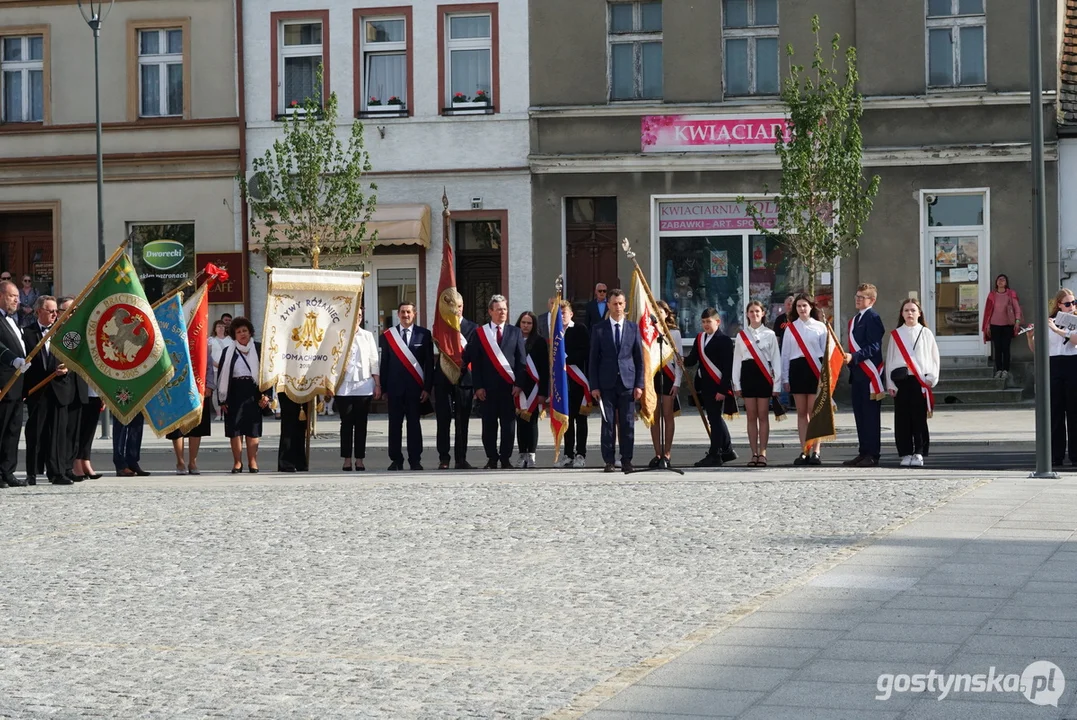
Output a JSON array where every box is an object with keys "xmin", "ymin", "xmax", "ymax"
[
  {"xmin": 596, "ymin": 289, "xmax": 607, "ymax": 294},
  {"xmin": 1063, "ymin": 301, "xmax": 1076, "ymax": 308}
]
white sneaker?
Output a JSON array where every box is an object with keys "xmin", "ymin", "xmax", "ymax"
[
  {"xmin": 572, "ymin": 456, "xmax": 586, "ymax": 468},
  {"xmin": 1001, "ymin": 370, "xmax": 1009, "ymax": 379},
  {"xmin": 911, "ymin": 453, "xmax": 924, "ymax": 467},
  {"xmin": 555, "ymin": 455, "xmax": 573, "ymax": 468},
  {"xmin": 528, "ymin": 452, "xmax": 537, "ymax": 467},
  {"xmin": 900, "ymin": 455, "xmax": 913, "ymax": 467}
]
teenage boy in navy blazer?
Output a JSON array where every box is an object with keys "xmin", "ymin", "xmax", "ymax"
[
  {"xmin": 684, "ymin": 307, "xmax": 737, "ymax": 468},
  {"xmin": 843, "ymin": 283, "xmax": 885, "ymax": 467},
  {"xmin": 588, "ymin": 288, "xmax": 644, "ymax": 473},
  {"xmin": 378, "ymin": 301, "xmax": 434, "ymax": 471},
  {"xmin": 467, "ymin": 294, "xmax": 526, "ymax": 469}
]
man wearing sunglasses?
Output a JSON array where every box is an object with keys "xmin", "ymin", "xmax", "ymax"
[
  {"xmin": 22, "ymin": 295, "xmax": 78, "ymax": 485},
  {"xmin": 585, "ymin": 283, "xmax": 610, "ymax": 329}
]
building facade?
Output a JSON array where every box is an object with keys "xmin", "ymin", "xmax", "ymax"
[
  {"xmin": 241, "ymin": 0, "xmax": 531, "ymax": 331},
  {"xmin": 530, "ymin": 0, "xmax": 1060, "ymax": 358},
  {"xmin": 0, "ymin": 0, "xmax": 241, "ymax": 314}
]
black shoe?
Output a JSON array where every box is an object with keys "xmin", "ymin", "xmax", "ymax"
[
  {"xmin": 49, "ymin": 476, "xmax": 73, "ymax": 485},
  {"xmin": 279, "ymin": 467, "xmax": 296, "ymax": 473},
  {"xmin": 648, "ymin": 456, "xmax": 662, "ymax": 469},
  {"xmin": 622, "ymin": 462, "xmax": 635, "ymax": 473},
  {"xmin": 249, "ymin": 466, "xmax": 260, "ymax": 474},
  {"xmin": 8, "ymin": 478, "xmax": 28, "ymax": 487},
  {"xmin": 72, "ymin": 475, "xmax": 87, "ymax": 482},
  {"xmin": 64, "ymin": 471, "xmax": 81, "ymax": 483},
  {"xmin": 387, "ymin": 462, "xmax": 403, "ymax": 471},
  {"xmin": 853, "ymin": 456, "xmax": 879, "ymax": 468},
  {"xmin": 604, "ymin": 463, "xmax": 615, "ymax": 473},
  {"xmin": 842, "ymin": 454, "xmax": 866, "ymax": 467},
  {"xmin": 231, "ymin": 466, "xmax": 243, "ymax": 474},
  {"xmin": 694, "ymin": 454, "xmax": 721, "ymax": 468},
  {"xmin": 660, "ymin": 458, "xmax": 672, "ymax": 469},
  {"xmin": 808, "ymin": 452, "xmax": 822, "ymax": 466},
  {"xmin": 132, "ymin": 466, "xmax": 151, "ymax": 477},
  {"xmin": 793, "ymin": 453, "xmax": 808, "ymax": 466},
  {"xmin": 455, "ymin": 460, "xmax": 475, "ymax": 470},
  {"xmin": 484, "ymin": 460, "xmax": 498, "ymax": 469},
  {"xmin": 499, "ymin": 459, "xmax": 514, "ymax": 469},
  {"xmin": 26, "ymin": 477, "xmax": 35, "ymax": 486},
  {"xmin": 721, "ymin": 449, "xmax": 738, "ymax": 463},
  {"xmin": 87, "ymin": 473, "xmax": 103, "ymax": 480},
  {"xmin": 410, "ymin": 463, "xmax": 424, "ymax": 471}
]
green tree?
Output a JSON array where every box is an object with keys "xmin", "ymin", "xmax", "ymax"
[
  {"xmin": 744, "ymin": 15, "xmax": 880, "ymax": 298},
  {"xmin": 240, "ymin": 67, "xmax": 378, "ymax": 270}
]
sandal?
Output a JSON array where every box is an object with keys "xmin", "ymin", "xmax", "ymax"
[
  {"xmin": 757, "ymin": 454, "xmax": 768, "ymax": 467},
  {"xmin": 746, "ymin": 455, "xmax": 760, "ymax": 467},
  {"xmin": 175, "ymin": 463, "xmax": 187, "ymax": 475}
]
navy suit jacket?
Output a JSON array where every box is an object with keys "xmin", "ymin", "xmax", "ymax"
[
  {"xmin": 468, "ymin": 322, "xmax": 526, "ymax": 394},
  {"xmin": 684, "ymin": 332, "xmax": 734, "ymax": 398},
  {"xmin": 848, "ymin": 307, "xmax": 885, "ymax": 383},
  {"xmin": 23, "ymin": 323, "xmax": 76, "ymax": 406},
  {"xmin": 585, "ymin": 299, "xmax": 609, "ymax": 329},
  {"xmin": 588, "ymin": 317, "xmax": 644, "ymax": 392},
  {"xmin": 379, "ymin": 324, "xmax": 435, "ymax": 396}
]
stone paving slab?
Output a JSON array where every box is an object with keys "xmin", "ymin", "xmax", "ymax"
[{"xmin": 0, "ymin": 470, "xmax": 982, "ymax": 719}]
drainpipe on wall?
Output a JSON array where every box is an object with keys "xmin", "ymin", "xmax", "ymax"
[{"xmin": 235, "ymin": 0, "xmax": 251, "ymax": 318}]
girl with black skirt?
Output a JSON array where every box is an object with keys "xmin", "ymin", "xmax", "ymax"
[
  {"xmin": 166, "ymin": 346, "xmax": 215, "ymax": 475},
  {"xmin": 216, "ymin": 317, "xmax": 272, "ymax": 473},
  {"xmin": 780, "ymin": 294, "xmax": 828, "ymax": 465},
  {"xmin": 648, "ymin": 300, "xmax": 682, "ymax": 468},
  {"xmin": 514, "ymin": 311, "xmax": 549, "ymax": 468},
  {"xmin": 733, "ymin": 300, "xmax": 782, "ymax": 467}
]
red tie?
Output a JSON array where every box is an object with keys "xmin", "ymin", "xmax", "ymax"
[{"xmin": 496, "ymin": 325, "xmax": 502, "ymax": 344}]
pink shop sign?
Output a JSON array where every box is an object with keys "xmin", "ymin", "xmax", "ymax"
[
  {"xmin": 641, "ymin": 114, "xmax": 789, "ymax": 153},
  {"xmin": 658, "ymin": 201, "xmax": 779, "ymax": 232}
]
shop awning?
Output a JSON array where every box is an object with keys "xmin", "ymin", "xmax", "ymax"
[{"xmin": 251, "ymin": 203, "xmax": 430, "ymax": 251}]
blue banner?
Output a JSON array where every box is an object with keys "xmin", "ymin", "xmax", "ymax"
[
  {"xmin": 549, "ymin": 298, "xmax": 570, "ymax": 461},
  {"xmin": 143, "ymin": 294, "xmax": 201, "ymax": 437}
]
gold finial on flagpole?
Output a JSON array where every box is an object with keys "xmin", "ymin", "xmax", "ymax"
[
  {"xmin": 555, "ymin": 274, "xmax": 563, "ymax": 295},
  {"xmin": 621, "ymin": 237, "xmax": 636, "ymax": 260}
]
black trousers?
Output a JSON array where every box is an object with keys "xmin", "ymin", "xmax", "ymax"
[
  {"xmin": 990, "ymin": 325, "xmax": 1013, "ymax": 372},
  {"xmin": 435, "ymin": 376, "xmax": 473, "ymax": 463},
  {"xmin": 704, "ymin": 396, "xmax": 732, "ymax": 457},
  {"xmin": 24, "ymin": 395, "xmax": 47, "ymax": 478},
  {"xmin": 388, "ymin": 387, "xmax": 423, "ymax": 466},
  {"xmin": 850, "ymin": 375, "xmax": 882, "ymax": 459},
  {"xmin": 481, "ymin": 389, "xmax": 517, "ymax": 463},
  {"xmin": 76, "ymin": 397, "xmax": 103, "ymax": 460},
  {"xmin": 30, "ymin": 396, "xmax": 73, "ymax": 480},
  {"xmin": 893, "ymin": 377, "xmax": 929, "ymax": 456},
  {"xmin": 599, "ymin": 383, "xmax": 637, "ymax": 464},
  {"xmin": 1051, "ymin": 355, "xmax": 1077, "ymax": 464},
  {"xmin": 277, "ymin": 395, "xmax": 309, "ymax": 471},
  {"xmin": 0, "ymin": 398, "xmax": 22, "ymax": 483},
  {"xmin": 565, "ymin": 382, "xmax": 589, "ymax": 457},
  {"xmin": 335, "ymin": 395, "xmax": 372, "ymax": 459},
  {"xmin": 516, "ymin": 413, "xmax": 539, "ymax": 453}
]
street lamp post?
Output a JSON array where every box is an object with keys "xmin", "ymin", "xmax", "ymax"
[
  {"xmin": 1028, "ymin": 0, "xmax": 1057, "ymax": 478},
  {"xmin": 77, "ymin": 0, "xmax": 114, "ymax": 268},
  {"xmin": 77, "ymin": 0, "xmax": 114, "ymax": 441}
]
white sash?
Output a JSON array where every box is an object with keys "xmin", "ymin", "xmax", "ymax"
[
  {"xmin": 517, "ymin": 354, "xmax": 541, "ymax": 416},
  {"xmin": 479, "ymin": 324, "xmax": 515, "ymax": 383},
  {"xmin": 696, "ymin": 333, "xmax": 723, "ymax": 384},
  {"xmin": 848, "ymin": 317, "xmax": 885, "ymax": 395},
  {"xmin": 890, "ymin": 328, "xmax": 935, "ymax": 416},
  {"xmin": 385, "ymin": 326, "xmax": 424, "ymax": 386},
  {"xmin": 787, "ymin": 320, "xmax": 822, "ymax": 378},
  {"xmin": 567, "ymin": 364, "xmax": 592, "ymax": 411}
]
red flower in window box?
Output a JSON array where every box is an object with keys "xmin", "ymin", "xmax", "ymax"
[
  {"xmin": 368, "ymin": 96, "xmax": 382, "ymax": 106},
  {"xmin": 474, "ymin": 89, "xmax": 490, "ymax": 104},
  {"xmin": 387, "ymin": 96, "xmax": 404, "ymax": 106},
  {"xmin": 452, "ymin": 92, "xmax": 468, "ymax": 103},
  {"xmin": 290, "ymin": 100, "xmax": 299, "ymax": 108}
]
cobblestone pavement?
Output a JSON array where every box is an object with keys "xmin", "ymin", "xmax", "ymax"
[{"xmin": 0, "ymin": 470, "xmax": 985, "ymax": 719}]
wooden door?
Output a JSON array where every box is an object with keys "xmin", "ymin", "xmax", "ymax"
[
  {"xmin": 565, "ymin": 198, "xmax": 618, "ymax": 314},
  {"xmin": 0, "ymin": 211, "xmax": 54, "ymax": 294},
  {"xmin": 455, "ymin": 219, "xmax": 502, "ymax": 324}
]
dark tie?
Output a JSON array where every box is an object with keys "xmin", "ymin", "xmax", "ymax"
[
  {"xmin": 496, "ymin": 325, "xmax": 502, "ymax": 344},
  {"xmin": 614, "ymin": 323, "xmax": 622, "ymax": 351},
  {"xmin": 853, "ymin": 313, "xmax": 860, "ymax": 332},
  {"xmin": 403, "ymin": 328, "xmax": 410, "ymax": 346}
]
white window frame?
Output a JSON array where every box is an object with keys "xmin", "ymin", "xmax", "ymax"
[
  {"xmin": 361, "ymin": 16, "xmax": 407, "ymax": 111},
  {"xmin": 607, "ymin": 1, "xmax": 663, "ymax": 102},
  {"xmin": 137, "ymin": 28, "xmax": 183, "ymax": 118},
  {"xmin": 445, "ymin": 12, "xmax": 493, "ymax": 106},
  {"xmin": 722, "ymin": 0, "xmax": 779, "ymax": 97},
  {"xmin": 0, "ymin": 35, "xmax": 44, "ymax": 123},
  {"xmin": 279, "ymin": 20, "xmax": 323, "ymax": 114},
  {"xmin": 926, "ymin": 0, "xmax": 986, "ymax": 89}
]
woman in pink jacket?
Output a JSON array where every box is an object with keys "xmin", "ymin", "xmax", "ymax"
[{"xmin": 981, "ymin": 274, "xmax": 1023, "ymax": 379}]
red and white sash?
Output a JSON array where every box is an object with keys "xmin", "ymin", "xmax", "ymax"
[
  {"xmin": 477, "ymin": 324, "xmax": 515, "ymax": 384},
  {"xmin": 786, "ymin": 320, "xmax": 821, "ymax": 379},
  {"xmin": 567, "ymin": 364, "xmax": 593, "ymax": 411},
  {"xmin": 384, "ymin": 326, "xmax": 424, "ymax": 387},
  {"xmin": 695, "ymin": 333, "xmax": 723, "ymax": 384},
  {"xmin": 516, "ymin": 355, "xmax": 541, "ymax": 416},
  {"xmin": 661, "ymin": 351, "xmax": 677, "ymax": 381},
  {"xmin": 848, "ymin": 317, "xmax": 885, "ymax": 395},
  {"xmin": 738, "ymin": 329, "xmax": 774, "ymax": 386},
  {"xmin": 890, "ymin": 328, "xmax": 935, "ymax": 416}
]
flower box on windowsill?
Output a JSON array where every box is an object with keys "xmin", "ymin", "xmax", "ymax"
[
  {"xmin": 358, "ymin": 105, "xmax": 408, "ymax": 119},
  {"xmin": 274, "ymin": 108, "xmax": 324, "ymax": 122},
  {"xmin": 442, "ymin": 101, "xmax": 494, "ymax": 116}
]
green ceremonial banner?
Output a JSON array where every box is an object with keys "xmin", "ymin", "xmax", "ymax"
[{"xmin": 50, "ymin": 252, "xmax": 174, "ymax": 425}]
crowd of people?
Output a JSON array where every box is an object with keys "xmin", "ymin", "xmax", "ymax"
[{"xmin": 1, "ymin": 272, "xmax": 1048, "ymax": 483}]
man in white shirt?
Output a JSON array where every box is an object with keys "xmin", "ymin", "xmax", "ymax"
[{"xmin": 0, "ymin": 280, "xmax": 27, "ymax": 487}]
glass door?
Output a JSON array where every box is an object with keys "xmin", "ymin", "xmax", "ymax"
[
  {"xmin": 924, "ymin": 230, "xmax": 986, "ymax": 355},
  {"xmin": 363, "ymin": 257, "xmax": 419, "ymax": 334}
]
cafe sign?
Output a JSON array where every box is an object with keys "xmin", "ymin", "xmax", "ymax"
[{"xmin": 642, "ymin": 114, "xmax": 789, "ymax": 153}]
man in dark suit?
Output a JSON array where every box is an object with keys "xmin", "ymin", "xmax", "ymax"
[
  {"xmin": 536, "ymin": 296, "xmax": 556, "ymax": 341},
  {"xmin": 584, "ymin": 283, "xmax": 609, "ymax": 328},
  {"xmin": 588, "ymin": 288, "xmax": 644, "ymax": 473},
  {"xmin": 378, "ymin": 301, "xmax": 434, "ymax": 471},
  {"xmin": 0, "ymin": 280, "xmax": 28, "ymax": 488},
  {"xmin": 843, "ymin": 283, "xmax": 885, "ymax": 467},
  {"xmin": 684, "ymin": 307, "xmax": 736, "ymax": 468},
  {"xmin": 23, "ymin": 294, "xmax": 78, "ymax": 485},
  {"xmin": 468, "ymin": 294, "xmax": 526, "ymax": 469},
  {"xmin": 434, "ymin": 291, "xmax": 478, "ymax": 469}
]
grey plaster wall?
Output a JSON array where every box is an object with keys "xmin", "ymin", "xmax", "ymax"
[
  {"xmin": 663, "ymin": 3, "xmax": 724, "ymax": 103},
  {"xmin": 529, "ymin": 0, "xmax": 608, "ymax": 106}
]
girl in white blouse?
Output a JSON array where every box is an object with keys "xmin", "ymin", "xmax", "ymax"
[
  {"xmin": 648, "ymin": 300, "xmax": 683, "ymax": 468},
  {"xmin": 208, "ymin": 320, "xmax": 233, "ymax": 420},
  {"xmin": 1029, "ymin": 288, "xmax": 1077, "ymax": 465},
  {"xmin": 733, "ymin": 300, "xmax": 782, "ymax": 467},
  {"xmin": 333, "ymin": 308, "xmax": 380, "ymax": 471},
  {"xmin": 780, "ymin": 294, "xmax": 828, "ymax": 465},
  {"xmin": 885, "ymin": 298, "xmax": 940, "ymax": 467}
]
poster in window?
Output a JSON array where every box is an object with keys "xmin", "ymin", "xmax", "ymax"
[
  {"xmin": 935, "ymin": 238, "xmax": 957, "ymax": 268},
  {"xmin": 751, "ymin": 236, "xmax": 767, "ymax": 269},
  {"xmin": 957, "ymin": 238, "xmax": 979, "ymax": 265},
  {"xmin": 958, "ymin": 284, "xmax": 979, "ymax": 311},
  {"xmin": 710, "ymin": 250, "xmax": 728, "ymax": 278},
  {"xmin": 129, "ymin": 223, "xmax": 196, "ymax": 304}
]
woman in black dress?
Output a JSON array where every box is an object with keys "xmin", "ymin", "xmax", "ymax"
[
  {"xmin": 166, "ymin": 346, "xmax": 215, "ymax": 475},
  {"xmin": 514, "ymin": 311, "xmax": 549, "ymax": 468},
  {"xmin": 216, "ymin": 317, "xmax": 272, "ymax": 473}
]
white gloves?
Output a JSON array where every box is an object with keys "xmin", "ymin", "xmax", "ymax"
[{"xmin": 11, "ymin": 357, "xmax": 28, "ymax": 374}]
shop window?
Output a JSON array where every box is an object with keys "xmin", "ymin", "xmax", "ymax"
[
  {"xmin": 1, "ymin": 34, "xmax": 44, "ymax": 123},
  {"xmin": 360, "ymin": 15, "xmax": 408, "ymax": 113},
  {"xmin": 927, "ymin": 193, "xmax": 984, "ymax": 226},
  {"xmin": 608, "ymin": 1, "xmax": 663, "ymax": 101},
  {"xmin": 722, "ymin": 0, "xmax": 779, "ymax": 97},
  {"xmin": 927, "ymin": 0, "xmax": 985, "ymax": 88},
  {"xmin": 138, "ymin": 28, "xmax": 184, "ymax": 117}
]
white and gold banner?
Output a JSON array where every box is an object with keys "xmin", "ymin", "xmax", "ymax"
[{"xmin": 259, "ymin": 268, "xmax": 365, "ymax": 403}]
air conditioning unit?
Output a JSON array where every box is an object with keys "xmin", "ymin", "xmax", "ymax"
[{"xmin": 245, "ymin": 171, "xmax": 270, "ymax": 204}]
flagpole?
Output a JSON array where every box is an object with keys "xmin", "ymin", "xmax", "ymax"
[
  {"xmin": 620, "ymin": 237, "xmax": 712, "ymax": 440},
  {"xmin": 149, "ymin": 269, "xmax": 208, "ymax": 310},
  {"xmin": 0, "ymin": 238, "xmax": 130, "ymax": 404},
  {"xmin": 551, "ymin": 275, "xmax": 562, "ymax": 464}
]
